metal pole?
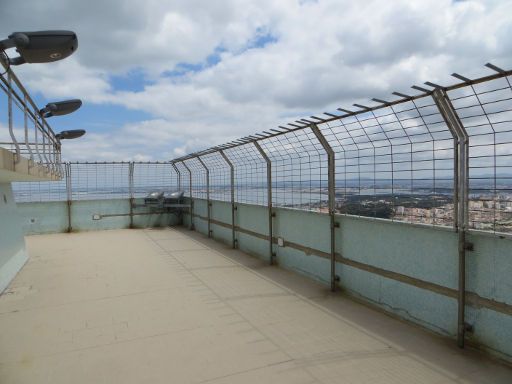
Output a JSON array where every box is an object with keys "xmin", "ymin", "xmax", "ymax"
[
  {"xmin": 171, "ymin": 161, "xmax": 181, "ymax": 190},
  {"xmin": 7, "ymin": 72, "xmax": 21, "ymax": 164},
  {"xmin": 65, "ymin": 162, "xmax": 72, "ymax": 232},
  {"xmin": 310, "ymin": 123, "xmax": 337, "ymax": 292},
  {"xmin": 181, "ymin": 160, "xmax": 194, "ymax": 230},
  {"xmin": 128, "ymin": 162, "xmax": 134, "ymax": 228},
  {"xmin": 432, "ymin": 88, "xmax": 469, "ymax": 348},
  {"xmin": 253, "ymin": 141, "xmax": 274, "ymax": 264},
  {"xmin": 23, "ymin": 93, "xmax": 34, "ymax": 163},
  {"xmin": 219, "ymin": 150, "xmax": 236, "ymax": 249},
  {"xmin": 197, "ymin": 156, "xmax": 212, "ymax": 238},
  {"xmin": 171, "ymin": 161, "xmax": 184, "ymax": 225}
]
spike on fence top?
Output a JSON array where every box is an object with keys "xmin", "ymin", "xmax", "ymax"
[
  {"xmin": 392, "ymin": 91, "xmax": 411, "ymax": 98},
  {"xmin": 424, "ymin": 81, "xmax": 443, "ymax": 89},
  {"xmin": 323, "ymin": 112, "xmax": 341, "ymax": 118},
  {"xmin": 411, "ymin": 85, "xmax": 430, "ymax": 93},
  {"xmin": 353, "ymin": 103, "xmax": 370, "ymax": 110},
  {"xmin": 310, "ymin": 115, "xmax": 324, "ymax": 121},
  {"xmin": 337, "ymin": 108, "xmax": 353, "ymax": 114},
  {"xmin": 451, "ymin": 73, "xmax": 471, "ymax": 83},
  {"xmin": 485, "ymin": 62, "xmax": 505, "ymax": 73},
  {"xmin": 288, "ymin": 123, "xmax": 303, "ymax": 128},
  {"xmin": 372, "ymin": 98, "xmax": 390, "ymax": 105}
]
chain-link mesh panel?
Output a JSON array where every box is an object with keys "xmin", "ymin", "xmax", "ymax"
[
  {"xmin": 132, "ymin": 162, "xmax": 177, "ymax": 198},
  {"xmin": 258, "ymin": 128, "xmax": 328, "ymax": 211},
  {"xmin": 174, "ymin": 161, "xmax": 191, "ymax": 197},
  {"xmin": 318, "ymin": 95, "xmax": 455, "ymax": 225},
  {"xmin": 12, "ymin": 179, "xmax": 67, "ymax": 202},
  {"xmin": 448, "ymin": 75, "xmax": 512, "ymax": 233},
  {"xmin": 183, "ymin": 157, "xmax": 208, "ymax": 199},
  {"xmin": 69, "ymin": 162, "xmax": 130, "ymax": 200},
  {"xmin": 224, "ymin": 143, "xmax": 268, "ymax": 206},
  {"xmin": 200, "ymin": 151, "xmax": 231, "ymax": 202}
]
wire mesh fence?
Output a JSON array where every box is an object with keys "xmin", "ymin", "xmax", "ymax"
[
  {"xmin": 9, "ymin": 64, "xmax": 512, "ymax": 235},
  {"xmin": 199, "ymin": 151, "xmax": 232, "ymax": 202},
  {"xmin": 257, "ymin": 129, "xmax": 329, "ymax": 211},
  {"xmin": 173, "ymin": 161, "xmax": 190, "ymax": 197},
  {"xmin": 172, "ymin": 64, "xmax": 512, "ymax": 235},
  {"xmin": 132, "ymin": 162, "xmax": 177, "ymax": 198},
  {"xmin": 318, "ymin": 95, "xmax": 455, "ymax": 226},
  {"xmin": 448, "ymin": 75, "xmax": 512, "ymax": 233},
  {"xmin": 12, "ymin": 178, "xmax": 67, "ymax": 202},
  {"xmin": 69, "ymin": 162, "xmax": 130, "ymax": 200},
  {"xmin": 224, "ymin": 143, "xmax": 268, "ymax": 206},
  {"xmin": 12, "ymin": 162, "xmax": 179, "ymax": 203},
  {"xmin": 183, "ymin": 157, "xmax": 208, "ymax": 200}
]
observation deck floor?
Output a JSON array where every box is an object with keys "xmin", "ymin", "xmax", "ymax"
[{"xmin": 0, "ymin": 228, "xmax": 511, "ymax": 383}]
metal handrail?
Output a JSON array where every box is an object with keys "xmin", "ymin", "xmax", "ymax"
[{"xmin": 0, "ymin": 59, "xmax": 61, "ymax": 172}]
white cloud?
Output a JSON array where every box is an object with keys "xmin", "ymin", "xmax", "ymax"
[{"xmin": 2, "ymin": 0, "xmax": 512, "ymax": 161}]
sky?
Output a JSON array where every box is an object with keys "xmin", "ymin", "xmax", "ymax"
[{"xmin": 1, "ymin": 0, "xmax": 512, "ymax": 161}]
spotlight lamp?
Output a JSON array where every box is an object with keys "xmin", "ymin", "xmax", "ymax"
[
  {"xmin": 0, "ymin": 30, "xmax": 78, "ymax": 65},
  {"xmin": 40, "ymin": 99, "xmax": 82, "ymax": 118},
  {"xmin": 55, "ymin": 129, "xmax": 86, "ymax": 141}
]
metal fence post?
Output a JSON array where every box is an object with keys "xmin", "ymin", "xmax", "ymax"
[
  {"xmin": 171, "ymin": 161, "xmax": 185, "ymax": 226},
  {"xmin": 310, "ymin": 123, "xmax": 337, "ymax": 292},
  {"xmin": 181, "ymin": 160, "xmax": 194, "ymax": 230},
  {"xmin": 253, "ymin": 141, "xmax": 275, "ymax": 264},
  {"xmin": 432, "ymin": 88, "xmax": 469, "ymax": 348},
  {"xmin": 219, "ymin": 150, "xmax": 236, "ymax": 249},
  {"xmin": 197, "ymin": 156, "xmax": 212, "ymax": 238},
  {"xmin": 171, "ymin": 161, "xmax": 181, "ymax": 190},
  {"xmin": 65, "ymin": 162, "xmax": 72, "ymax": 233},
  {"xmin": 128, "ymin": 162, "xmax": 134, "ymax": 228}
]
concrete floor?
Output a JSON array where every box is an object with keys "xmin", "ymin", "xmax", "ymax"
[{"xmin": 0, "ymin": 229, "xmax": 511, "ymax": 383}]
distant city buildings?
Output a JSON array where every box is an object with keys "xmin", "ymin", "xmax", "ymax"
[{"xmin": 307, "ymin": 189, "xmax": 512, "ymax": 233}]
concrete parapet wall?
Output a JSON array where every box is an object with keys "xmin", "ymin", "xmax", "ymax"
[
  {"xmin": 0, "ymin": 183, "xmax": 28, "ymax": 294},
  {"xmin": 17, "ymin": 198, "xmax": 181, "ymax": 235},
  {"xmin": 184, "ymin": 197, "xmax": 512, "ymax": 362}
]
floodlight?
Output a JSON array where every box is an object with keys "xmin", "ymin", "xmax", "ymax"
[
  {"xmin": 40, "ymin": 99, "xmax": 82, "ymax": 118},
  {"xmin": 0, "ymin": 31, "xmax": 78, "ymax": 65},
  {"xmin": 55, "ymin": 129, "xmax": 86, "ymax": 140}
]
